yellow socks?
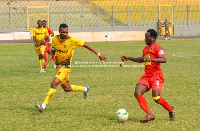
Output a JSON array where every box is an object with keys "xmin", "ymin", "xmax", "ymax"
[
  {"xmin": 71, "ymin": 85, "xmax": 84, "ymax": 92},
  {"xmin": 39, "ymin": 59, "xmax": 45, "ymax": 69},
  {"xmin": 41, "ymin": 59, "xmax": 45, "ymax": 65},
  {"xmin": 40, "ymin": 86, "xmax": 86, "ymax": 110},
  {"xmin": 39, "ymin": 60, "xmax": 42, "ymax": 69},
  {"xmin": 44, "ymin": 88, "xmax": 56, "ymax": 105}
]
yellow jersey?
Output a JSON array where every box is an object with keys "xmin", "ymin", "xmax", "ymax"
[
  {"xmin": 51, "ymin": 35, "xmax": 84, "ymax": 68},
  {"xmin": 33, "ymin": 27, "xmax": 49, "ymax": 45}
]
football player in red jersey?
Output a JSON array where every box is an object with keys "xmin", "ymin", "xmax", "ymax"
[
  {"xmin": 121, "ymin": 29, "xmax": 175, "ymax": 123},
  {"xmin": 42, "ymin": 20, "xmax": 56, "ymax": 63}
]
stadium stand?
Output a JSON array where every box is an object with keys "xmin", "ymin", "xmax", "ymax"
[
  {"xmin": 91, "ymin": 0, "xmax": 200, "ymax": 5},
  {"xmin": 92, "ymin": 0, "xmax": 200, "ymax": 26},
  {"xmin": 0, "ymin": 1, "xmax": 81, "ymax": 7},
  {"xmin": 0, "ymin": 0, "xmax": 111, "ymax": 28},
  {"xmin": 99, "ymin": 5, "xmax": 159, "ymax": 26},
  {"xmin": 0, "ymin": 0, "xmax": 200, "ymax": 30}
]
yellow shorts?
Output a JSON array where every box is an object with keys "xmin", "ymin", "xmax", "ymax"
[
  {"xmin": 35, "ymin": 45, "xmax": 45, "ymax": 56},
  {"xmin": 55, "ymin": 67, "xmax": 71, "ymax": 85}
]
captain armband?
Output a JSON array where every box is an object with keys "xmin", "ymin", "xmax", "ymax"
[
  {"xmin": 152, "ymin": 96, "xmax": 161, "ymax": 101},
  {"xmin": 51, "ymin": 46, "xmax": 56, "ymax": 51}
]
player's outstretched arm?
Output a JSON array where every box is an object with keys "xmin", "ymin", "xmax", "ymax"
[
  {"xmin": 42, "ymin": 50, "xmax": 55, "ymax": 68},
  {"xmin": 83, "ymin": 43, "xmax": 106, "ymax": 61},
  {"xmin": 144, "ymin": 57, "xmax": 166, "ymax": 63},
  {"xmin": 121, "ymin": 56, "xmax": 144, "ymax": 63}
]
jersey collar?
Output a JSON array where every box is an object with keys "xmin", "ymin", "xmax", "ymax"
[{"xmin": 58, "ymin": 35, "xmax": 70, "ymax": 42}]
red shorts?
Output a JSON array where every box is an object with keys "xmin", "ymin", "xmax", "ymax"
[{"xmin": 138, "ymin": 74, "xmax": 164, "ymax": 92}]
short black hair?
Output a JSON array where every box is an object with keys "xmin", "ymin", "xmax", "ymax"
[
  {"xmin": 147, "ymin": 29, "xmax": 157, "ymax": 39},
  {"xmin": 42, "ymin": 20, "xmax": 47, "ymax": 23},
  {"xmin": 59, "ymin": 24, "xmax": 68, "ymax": 30}
]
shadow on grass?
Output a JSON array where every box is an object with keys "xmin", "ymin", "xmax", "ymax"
[{"xmin": 103, "ymin": 113, "xmax": 140, "ymax": 123}]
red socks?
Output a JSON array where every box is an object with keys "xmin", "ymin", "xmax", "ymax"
[
  {"xmin": 136, "ymin": 95, "xmax": 173, "ymax": 114},
  {"xmin": 44, "ymin": 52, "xmax": 56, "ymax": 62},
  {"xmin": 157, "ymin": 97, "xmax": 173, "ymax": 111},
  {"xmin": 136, "ymin": 95, "xmax": 152, "ymax": 114},
  {"xmin": 44, "ymin": 53, "xmax": 47, "ymax": 61}
]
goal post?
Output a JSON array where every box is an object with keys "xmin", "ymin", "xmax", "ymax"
[{"xmin": 27, "ymin": 6, "xmax": 49, "ymax": 37}]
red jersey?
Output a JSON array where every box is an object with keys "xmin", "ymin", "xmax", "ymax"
[
  {"xmin": 46, "ymin": 27, "xmax": 53, "ymax": 36},
  {"xmin": 142, "ymin": 43, "xmax": 165, "ymax": 76},
  {"xmin": 45, "ymin": 27, "xmax": 54, "ymax": 46}
]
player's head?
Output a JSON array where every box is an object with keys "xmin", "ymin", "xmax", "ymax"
[
  {"xmin": 59, "ymin": 24, "xmax": 68, "ymax": 30},
  {"xmin": 42, "ymin": 20, "xmax": 47, "ymax": 28},
  {"xmin": 59, "ymin": 24, "xmax": 68, "ymax": 39},
  {"xmin": 37, "ymin": 20, "xmax": 42, "ymax": 28},
  {"xmin": 145, "ymin": 29, "xmax": 157, "ymax": 45}
]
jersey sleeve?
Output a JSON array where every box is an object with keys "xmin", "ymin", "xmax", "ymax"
[
  {"xmin": 71, "ymin": 37, "xmax": 84, "ymax": 47},
  {"xmin": 51, "ymin": 36, "xmax": 56, "ymax": 51},
  {"xmin": 156, "ymin": 45, "xmax": 165, "ymax": 58}
]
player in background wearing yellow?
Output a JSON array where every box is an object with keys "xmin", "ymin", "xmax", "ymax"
[
  {"xmin": 33, "ymin": 20, "xmax": 49, "ymax": 73},
  {"xmin": 42, "ymin": 20, "xmax": 56, "ymax": 63},
  {"xmin": 35, "ymin": 24, "xmax": 106, "ymax": 113}
]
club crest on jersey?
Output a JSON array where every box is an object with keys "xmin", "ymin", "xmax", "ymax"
[
  {"xmin": 64, "ymin": 45, "xmax": 67, "ymax": 48},
  {"xmin": 149, "ymin": 48, "xmax": 152, "ymax": 52},
  {"xmin": 159, "ymin": 50, "xmax": 164, "ymax": 54}
]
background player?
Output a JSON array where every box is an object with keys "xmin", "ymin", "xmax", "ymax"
[
  {"xmin": 121, "ymin": 29, "xmax": 175, "ymax": 123},
  {"xmin": 35, "ymin": 24, "xmax": 106, "ymax": 113},
  {"xmin": 42, "ymin": 20, "xmax": 56, "ymax": 63},
  {"xmin": 33, "ymin": 20, "xmax": 49, "ymax": 73},
  {"xmin": 164, "ymin": 19, "xmax": 171, "ymax": 40},
  {"xmin": 157, "ymin": 19, "xmax": 162, "ymax": 36}
]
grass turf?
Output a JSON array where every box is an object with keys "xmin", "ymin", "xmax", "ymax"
[{"xmin": 0, "ymin": 40, "xmax": 199, "ymax": 130}]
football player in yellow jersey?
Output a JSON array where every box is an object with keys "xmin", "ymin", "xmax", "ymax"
[
  {"xmin": 33, "ymin": 20, "xmax": 49, "ymax": 73},
  {"xmin": 35, "ymin": 24, "xmax": 106, "ymax": 113}
]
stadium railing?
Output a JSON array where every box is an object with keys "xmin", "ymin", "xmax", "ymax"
[{"xmin": 0, "ymin": 1, "xmax": 200, "ymax": 36}]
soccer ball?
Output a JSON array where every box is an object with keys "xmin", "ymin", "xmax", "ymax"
[{"xmin": 116, "ymin": 109, "xmax": 129, "ymax": 123}]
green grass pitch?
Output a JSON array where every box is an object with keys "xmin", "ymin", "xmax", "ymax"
[{"xmin": 0, "ymin": 40, "xmax": 199, "ymax": 130}]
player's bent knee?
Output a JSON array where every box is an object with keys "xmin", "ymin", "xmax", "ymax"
[
  {"xmin": 134, "ymin": 90, "xmax": 143, "ymax": 97},
  {"xmin": 152, "ymin": 96, "xmax": 161, "ymax": 103},
  {"xmin": 63, "ymin": 88, "xmax": 72, "ymax": 92},
  {"xmin": 134, "ymin": 92, "xmax": 138, "ymax": 97},
  {"xmin": 51, "ymin": 82, "xmax": 59, "ymax": 88},
  {"xmin": 40, "ymin": 54, "xmax": 44, "ymax": 58},
  {"xmin": 61, "ymin": 83, "xmax": 72, "ymax": 92}
]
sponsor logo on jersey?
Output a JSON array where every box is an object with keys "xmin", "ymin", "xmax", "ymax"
[{"xmin": 159, "ymin": 50, "xmax": 164, "ymax": 54}]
